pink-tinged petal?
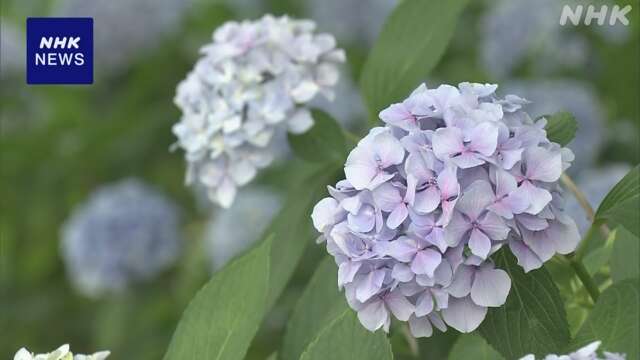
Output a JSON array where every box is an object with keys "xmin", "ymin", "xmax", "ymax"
[
  {"xmin": 392, "ymin": 263, "xmax": 414, "ymax": 282},
  {"xmin": 379, "ymin": 103, "xmax": 418, "ymax": 131},
  {"xmin": 515, "ymin": 181, "xmax": 552, "ymax": 215},
  {"xmin": 444, "ymin": 212, "xmax": 470, "ymax": 247},
  {"xmin": 311, "ymin": 197, "xmax": 339, "ymax": 232},
  {"xmin": 413, "ymin": 186, "xmax": 441, "ymax": 214},
  {"xmin": 338, "ymin": 261, "xmax": 361, "ymax": 287},
  {"xmin": 415, "ymin": 291, "xmax": 434, "ymax": 317},
  {"xmin": 468, "ymin": 122, "xmax": 499, "ymax": 156},
  {"xmin": 499, "ymin": 148, "xmax": 523, "ymax": 170},
  {"xmin": 456, "ymin": 180, "xmax": 494, "ymax": 220},
  {"xmin": 347, "ymin": 205, "xmax": 376, "ymax": 233},
  {"xmin": 385, "ymin": 291, "xmax": 415, "ymax": 321},
  {"xmin": 432, "ymin": 127, "xmax": 464, "ymax": 160},
  {"xmin": 438, "ymin": 199, "xmax": 458, "ymax": 226},
  {"xmin": 508, "ymin": 239, "xmax": 543, "ymax": 272},
  {"xmin": 468, "ymin": 228, "xmax": 491, "ymax": 259},
  {"xmin": 446, "ymin": 264, "xmax": 474, "ymax": 298},
  {"xmin": 487, "ymin": 201, "xmax": 514, "ymax": 219},
  {"xmin": 520, "ymin": 228, "xmax": 555, "ymax": 263},
  {"xmin": 405, "ymin": 153, "xmax": 435, "ymax": 182},
  {"xmin": 345, "ymin": 146, "xmax": 377, "ymax": 190},
  {"xmin": 516, "ymin": 213, "xmax": 549, "ymax": 231},
  {"xmin": 442, "ymin": 296, "xmax": 488, "ymax": 333},
  {"xmin": 502, "ymin": 190, "xmax": 530, "ymax": 215},
  {"xmin": 479, "ymin": 212, "xmax": 510, "ymax": 240},
  {"xmin": 452, "ymin": 152, "xmax": 485, "ymax": 169},
  {"xmin": 437, "ymin": 164, "xmax": 460, "ymax": 197},
  {"xmin": 356, "ymin": 270, "xmax": 386, "ymax": 302},
  {"xmin": 368, "ymin": 171, "xmax": 396, "ymax": 190},
  {"xmin": 372, "ymin": 182, "xmax": 402, "ymax": 212},
  {"xmin": 546, "ymin": 216, "xmax": 580, "ymax": 255},
  {"xmin": 470, "ymin": 266, "xmax": 511, "ymax": 307},
  {"xmin": 375, "ymin": 131, "xmax": 405, "ymax": 167},
  {"xmin": 494, "ymin": 169, "xmax": 518, "ymax": 196},
  {"xmin": 408, "ymin": 315, "xmax": 433, "ymax": 338},
  {"xmin": 411, "ymin": 249, "xmax": 442, "ymax": 277},
  {"xmin": 524, "ymin": 147, "xmax": 562, "ymax": 182},
  {"xmin": 426, "ymin": 227, "xmax": 448, "ymax": 253},
  {"xmin": 357, "ymin": 299, "xmax": 389, "ymax": 332},
  {"xmin": 378, "ymin": 236, "xmax": 418, "ymax": 262},
  {"xmin": 387, "ymin": 204, "xmax": 409, "ymax": 229}
]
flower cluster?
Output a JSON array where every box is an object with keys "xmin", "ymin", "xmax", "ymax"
[
  {"xmin": 14, "ymin": 344, "xmax": 110, "ymax": 360},
  {"xmin": 520, "ymin": 341, "xmax": 626, "ymax": 360},
  {"xmin": 173, "ymin": 15, "xmax": 344, "ymax": 208},
  {"xmin": 61, "ymin": 179, "xmax": 182, "ymax": 297},
  {"xmin": 311, "ymin": 82, "xmax": 580, "ymax": 336}
]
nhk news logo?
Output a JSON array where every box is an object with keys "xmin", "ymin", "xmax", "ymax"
[{"xmin": 26, "ymin": 17, "xmax": 93, "ymax": 84}]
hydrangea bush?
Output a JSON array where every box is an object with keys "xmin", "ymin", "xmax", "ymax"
[
  {"xmin": 14, "ymin": 344, "xmax": 109, "ymax": 360},
  {"xmin": 311, "ymin": 82, "xmax": 580, "ymax": 336},
  {"xmin": 172, "ymin": 15, "xmax": 344, "ymax": 207},
  {"xmin": 61, "ymin": 179, "xmax": 182, "ymax": 297}
]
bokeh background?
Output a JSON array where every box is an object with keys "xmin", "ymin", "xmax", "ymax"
[{"xmin": 1, "ymin": 0, "xmax": 638, "ymax": 358}]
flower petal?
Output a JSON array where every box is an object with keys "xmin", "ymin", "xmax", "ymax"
[
  {"xmin": 470, "ymin": 266, "xmax": 511, "ymax": 307},
  {"xmin": 442, "ymin": 296, "xmax": 488, "ymax": 333}
]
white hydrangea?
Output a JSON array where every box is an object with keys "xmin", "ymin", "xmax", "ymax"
[
  {"xmin": 520, "ymin": 341, "xmax": 626, "ymax": 360},
  {"xmin": 173, "ymin": 15, "xmax": 344, "ymax": 208},
  {"xmin": 14, "ymin": 344, "xmax": 110, "ymax": 360},
  {"xmin": 205, "ymin": 186, "xmax": 282, "ymax": 270}
]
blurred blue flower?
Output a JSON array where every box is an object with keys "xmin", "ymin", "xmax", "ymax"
[
  {"xmin": 60, "ymin": 179, "xmax": 182, "ymax": 297},
  {"xmin": 0, "ymin": 19, "xmax": 23, "ymax": 77},
  {"xmin": 54, "ymin": 0, "xmax": 193, "ymax": 72},
  {"xmin": 205, "ymin": 186, "xmax": 282, "ymax": 271}
]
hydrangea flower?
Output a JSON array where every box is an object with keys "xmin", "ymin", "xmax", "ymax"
[
  {"xmin": 60, "ymin": 179, "xmax": 182, "ymax": 297},
  {"xmin": 311, "ymin": 82, "xmax": 580, "ymax": 337},
  {"xmin": 0, "ymin": 19, "xmax": 23, "ymax": 77},
  {"xmin": 205, "ymin": 186, "xmax": 282, "ymax": 270},
  {"xmin": 519, "ymin": 341, "xmax": 626, "ymax": 360},
  {"xmin": 14, "ymin": 344, "xmax": 110, "ymax": 360},
  {"xmin": 173, "ymin": 15, "xmax": 344, "ymax": 208}
]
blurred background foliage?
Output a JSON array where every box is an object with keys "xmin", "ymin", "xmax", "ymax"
[{"xmin": 1, "ymin": 0, "xmax": 638, "ymax": 358}]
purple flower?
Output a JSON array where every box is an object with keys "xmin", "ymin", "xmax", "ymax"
[{"xmin": 311, "ymin": 82, "xmax": 579, "ymax": 337}]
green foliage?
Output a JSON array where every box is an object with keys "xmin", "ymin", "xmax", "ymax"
[
  {"xmin": 281, "ymin": 257, "xmax": 345, "ymax": 360},
  {"xmin": 164, "ymin": 236, "xmax": 272, "ymax": 360},
  {"xmin": 287, "ymin": 111, "xmax": 347, "ymax": 163},
  {"xmin": 595, "ymin": 166, "xmax": 640, "ymax": 237},
  {"xmin": 573, "ymin": 279, "xmax": 639, "ymax": 360},
  {"xmin": 610, "ymin": 227, "xmax": 640, "ymax": 283},
  {"xmin": 299, "ymin": 310, "xmax": 393, "ymax": 360},
  {"xmin": 359, "ymin": 0, "xmax": 469, "ymax": 122},
  {"xmin": 544, "ymin": 112, "xmax": 578, "ymax": 146},
  {"xmin": 449, "ymin": 334, "xmax": 504, "ymax": 360},
  {"xmin": 480, "ymin": 250, "xmax": 571, "ymax": 359}
]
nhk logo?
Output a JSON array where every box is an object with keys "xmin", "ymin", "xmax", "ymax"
[{"xmin": 27, "ymin": 18, "xmax": 93, "ymax": 84}]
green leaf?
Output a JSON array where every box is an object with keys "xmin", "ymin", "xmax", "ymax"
[
  {"xmin": 281, "ymin": 257, "xmax": 345, "ymax": 360},
  {"xmin": 573, "ymin": 279, "xmax": 639, "ymax": 360},
  {"xmin": 287, "ymin": 111, "xmax": 347, "ymax": 163},
  {"xmin": 595, "ymin": 165, "xmax": 640, "ymax": 237},
  {"xmin": 610, "ymin": 227, "xmax": 640, "ymax": 283},
  {"xmin": 449, "ymin": 334, "xmax": 504, "ymax": 360},
  {"xmin": 299, "ymin": 310, "xmax": 394, "ymax": 360},
  {"xmin": 479, "ymin": 250, "xmax": 571, "ymax": 359},
  {"xmin": 164, "ymin": 236, "xmax": 272, "ymax": 360},
  {"xmin": 359, "ymin": 0, "xmax": 469, "ymax": 122},
  {"xmin": 544, "ymin": 112, "xmax": 578, "ymax": 146}
]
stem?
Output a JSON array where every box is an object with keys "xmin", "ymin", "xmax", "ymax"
[
  {"xmin": 401, "ymin": 323, "xmax": 419, "ymax": 357},
  {"xmin": 560, "ymin": 173, "xmax": 595, "ymax": 222},
  {"xmin": 568, "ymin": 256, "xmax": 600, "ymax": 302}
]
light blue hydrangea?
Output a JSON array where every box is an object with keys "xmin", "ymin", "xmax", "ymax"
[
  {"xmin": 205, "ymin": 186, "xmax": 282, "ymax": 271},
  {"xmin": 60, "ymin": 179, "xmax": 182, "ymax": 297},
  {"xmin": 312, "ymin": 82, "xmax": 579, "ymax": 337},
  {"xmin": 0, "ymin": 19, "xmax": 23, "ymax": 77},
  {"xmin": 564, "ymin": 164, "xmax": 631, "ymax": 234}
]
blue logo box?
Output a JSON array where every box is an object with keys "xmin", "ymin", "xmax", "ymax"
[{"xmin": 26, "ymin": 17, "xmax": 93, "ymax": 84}]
